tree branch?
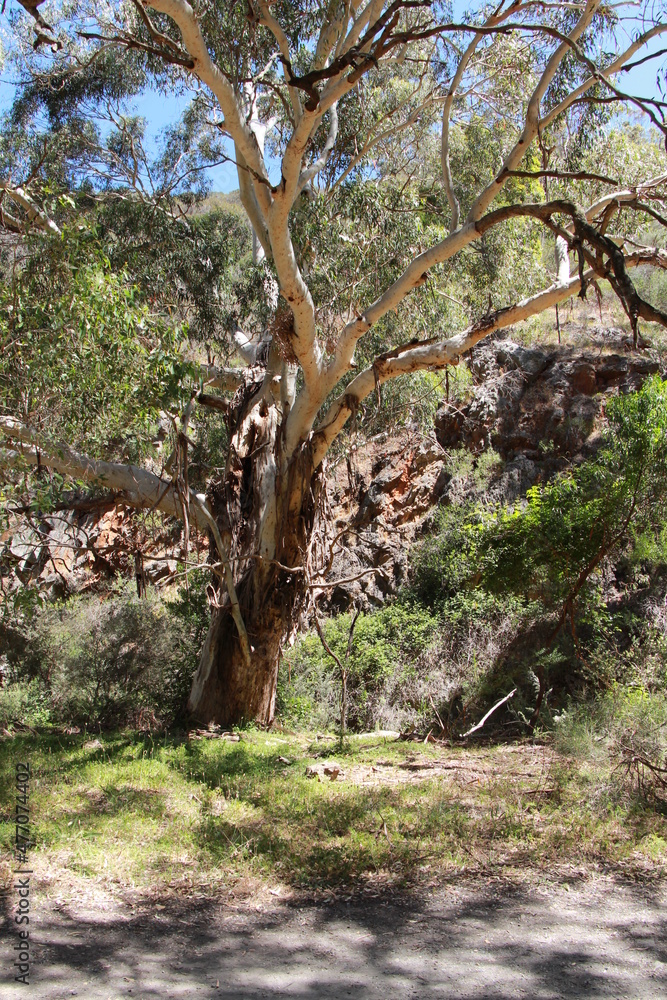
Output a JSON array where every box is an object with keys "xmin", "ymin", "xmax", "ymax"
[
  {"xmin": 475, "ymin": 198, "xmax": 667, "ymax": 332},
  {"xmin": 310, "ymin": 245, "xmax": 667, "ymax": 466},
  {"xmin": 253, "ymin": 0, "xmax": 303, "ymax": 124},
  {"xmin": 0, "ymin": 416, "xmax": 208, "ymax": 529},
  {"xmin": 147, "ymin": 1, "xmax": 271, "ymax": 210},
  {"xmin": 297, "ymin": 103, "xmax": 339, "ymax": 195},
  {"xmin": 0, "ymin": 182, "xmax": 61, "ymax": 235},
  {"xmin": 539, "ymin": 22, "xmax": 667, "ymax": 133},
  {"xmin": 440, "ymin": 3, "xmax": 523, "ymax": 232}
]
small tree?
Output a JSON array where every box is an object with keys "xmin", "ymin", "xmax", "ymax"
[
  {"xmin": 483, "ymin": 376, "xmax": 667, "ymax": 724},
  {"xmin": 3, "ymin": 1, "xmax": 667, "ymax": 725}
]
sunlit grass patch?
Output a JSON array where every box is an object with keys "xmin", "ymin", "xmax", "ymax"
[{"xmin": 1, "ymin": 729, "xmax": 665, "ymax": 903}]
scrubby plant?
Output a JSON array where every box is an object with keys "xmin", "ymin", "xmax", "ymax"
[
  {"xmin": 1, "ymin": 575, "xmax": 210, "ymax": 729},
  {"xmin": 554, "ymin": 687, "xmax": 667, "ymax": 805},
  {"xmin": 0, "ymin": 678, "xmax": 51, "ymax": 730},
  {"xmin": 278, "ymin": 601, "xmax": 441, "ymax": 732},
  {"xmin": 485, "ymin": 377, "xmax": 667, "ymax": 612},
  {"xmin": 38, "ymin": 586, "xmax": 178, "ymax": 726}
]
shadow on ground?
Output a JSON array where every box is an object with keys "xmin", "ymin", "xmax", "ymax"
[{"xmin": 2, "ymin": 876, "xmax": 666, "ymax": 999}]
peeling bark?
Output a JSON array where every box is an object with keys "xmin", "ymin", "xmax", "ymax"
[{"xmin": 187, "ymin": 346, "xmax": 325, "ymax": 725}]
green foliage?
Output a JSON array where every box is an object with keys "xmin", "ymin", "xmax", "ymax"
[
  {"xmin": 410, "ymin": 501, "xmax": 487, "ymax": 604},
  {"xmin": 164, "ymin": 568, "xmax": 212, "ymax": 713},
  {"xmin": 415, "ymin": 377, "xmax": 667, "ymax": 622},
  {"xmin": 279, "ymin": 601, "xmax": 440, "ymax": 731},
  {"xmin": 0, "ymin": 228, "xmax": 192, "ymax": 460},
  {"xmin": 3, "ymin": 580, "xmax": 208, "ymax": 729},
  {"xmin": 94, "ymin": 198, "xmax": 255, "ymax": 346},
  {"xmin": 0, "ymin": 679, "xmax": 51, "ymax": 729},
  {"xmin": 402, "ymin": 379, "xmax": 667, "ymax": 724},
  {"xmin": 554, "ymin": 687, "xmax": 667, "ymax": 804}
]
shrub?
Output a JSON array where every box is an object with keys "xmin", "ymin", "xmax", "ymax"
[
  {"xmin": 406, "ymin": 377, "xmax": 667, "ymax": 723},
  {"xmin": 39, "ymin": 586, "xmax": 177, "ymax": 726},
  {"xmin": 279, "ymin": 601, "xmax": 441, "ymax": 731},
  {"xmin": 410, "ymin": 502, "xmax": 486, "ymax": 606},
  {"xmin": 3, "ymin": 575, "xmax": 210, "ymax": 729},
  {"xmin": 553, "ymin": 687, "xmax": 667, "ymax": 803},
  {"xmin": 0, "ymin": 679, "xmax": 51, "ymax": 729}
]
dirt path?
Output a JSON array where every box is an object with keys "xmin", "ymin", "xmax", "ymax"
[{"xmin": 2, "ymin": 875, "xmax": 666, "ymax": 999}]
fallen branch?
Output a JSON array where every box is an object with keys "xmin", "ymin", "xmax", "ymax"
[{"xmin": 461, "ymin": 689, "xmax": 517, "ymax": 738}]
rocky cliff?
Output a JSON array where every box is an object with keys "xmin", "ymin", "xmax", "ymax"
[
  {"xmin": 3, "ymin": 335, "xmax": 665, "ymax": 605},
  {"xmin": 323, "ymin": 334, "xmax": 665, "ymax": 609}
]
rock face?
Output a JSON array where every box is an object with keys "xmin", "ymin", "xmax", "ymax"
[
  {"xmin": 436, "ymin": 336, "xmax": 660, "ymax": 459},
  {"xmin": 4, "ymin": 336, "xmax": 663, "ymax": 608},
  {"xmin": 1, "ymin": 504, "xmax": 183, "ymax": 597},
  {"xmin": 322, "ymin": 336, "xmax": 664, "ymax": 610},
  {"xmin": 323, "ymin": 431, "xmax": 449, "ymax": 610},
  {"xmin": 434, "ymin": 336, "xmax": 662, "ymax": 501}
]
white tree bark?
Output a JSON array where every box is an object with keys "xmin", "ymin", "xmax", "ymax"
[
  {"xmin": 311, "ymin": 246, "xmax": 667, "ymax": 466},
  {"xmin": 0, "ymin": 182, "xmax": 61, "ymax": 235}
]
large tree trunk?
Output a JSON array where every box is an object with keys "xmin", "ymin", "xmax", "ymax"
[
  {"xmin": 187, "ymin": 570, "xmax": 303, "ymax": 726},
  {"xmin": 187, "ymin": 347, "xmax": 323, "ymax": 726}
]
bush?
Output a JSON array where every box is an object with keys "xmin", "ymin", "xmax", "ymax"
[
  {"xmin": 0, "ymin": 679, "xmax": 51, "ymax": 729},
  {"xmin": 553, "ymin": 687, "xmax": 667, "ymax": 803},
  {"xmin": 410, "ymin": 502, "xmax": 486, "ymax": 606},
  {"xmin": 279, "ymin": 601, "xmax": 441, "ymax": 732},
  {"xmin": 2, "ymin": 575, "xmax": 210, "ymax": 729},
  {"xmin": 405, "ymin": 378, "xmax": 667, "ymax": 721}
]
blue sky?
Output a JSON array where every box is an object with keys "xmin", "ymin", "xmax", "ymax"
[{"xmin": 0, "ymin": 3, "xmax": 665, "ymax": 194}]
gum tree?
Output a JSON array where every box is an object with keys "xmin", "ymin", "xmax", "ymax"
[{"xmin": 3, "ymin": 0, "xmax": 667, "ymax": 724}]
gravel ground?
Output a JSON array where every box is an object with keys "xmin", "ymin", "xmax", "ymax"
[{"xmin": 2, "ymin": 875, "xmax": 666, "ymax": 999}]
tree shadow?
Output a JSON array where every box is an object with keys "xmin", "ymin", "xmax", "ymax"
[{"xmin": 2, "ymin": 877, "xmax": 665, "ymax": 999}]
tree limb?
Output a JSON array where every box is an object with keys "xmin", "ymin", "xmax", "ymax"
[
  {"xmin": 147, "ymin": 1, "xmax": 271, "ymax": 209},
  {"xmin": 0, "ymin": 182, "xmax": 61, "ymax": 235},
  {"xmin": 466, "ymin": 0, "xmax": 600, "ymax": 224},
  {"xmin": 0, "ymin": 416, "xmax": 209, "ymax": 529},
  {"xmin": 539, "ymin": 21, "xmax": 667, "ymax": 133},
  {"xmin": 311, "ymin": 245, "xmax": 667, "ymax": 466}
]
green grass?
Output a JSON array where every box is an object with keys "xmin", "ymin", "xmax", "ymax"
[{"xmin": 1, "ymin": 730, "xmax": 665, "ymax": 903}]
